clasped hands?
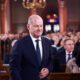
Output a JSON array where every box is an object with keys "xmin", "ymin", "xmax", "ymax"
[{"xmin": 39, "ymin": 68, "xmax": 49, "ymax": 79}]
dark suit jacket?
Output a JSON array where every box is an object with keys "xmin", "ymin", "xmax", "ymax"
[
  {"xmin": 73, "ymin": 42, "xmax": 80, "ymax": 57},
  {"xmin": 10, "ymin": 35, "xmax": 53, "ymax": 80},
  {"xmin": 53, "ymin": 48, "xmax": 74, "ymax": 72}
]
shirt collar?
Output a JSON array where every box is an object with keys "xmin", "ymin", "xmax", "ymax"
[
  {"xmin": 30, "ymin": 34, "xmax": 41, "ymax": 42},
  {"xmin": 66, "ymin": 50, "xmax": 72, "ymax": 55}
]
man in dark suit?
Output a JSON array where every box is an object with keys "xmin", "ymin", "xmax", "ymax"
[
  {"xmin": 10, "ymin": 14, "xmax": 53, "ymax": 80},
  {"xmin": 53, "ymin": 38, "xmax": 75, "ymax": 72}
]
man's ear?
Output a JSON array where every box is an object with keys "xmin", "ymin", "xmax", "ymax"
[{"xmin": 27, "ymin": 24, "xmax": 30, "ymax": 30}]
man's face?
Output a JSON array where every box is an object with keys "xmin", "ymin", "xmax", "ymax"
[
  {"xmin": 64, "ymin": 40, "xmax": 74, "ymax": 53},
  {"xmin": 28, "ymin": 18, "xmax": 43, "ymax": 38}
]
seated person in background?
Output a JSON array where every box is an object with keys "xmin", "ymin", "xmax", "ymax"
[
  {"xmin": 53, "ymin": 38, "xmax": 75, "ymax": 72},
  {"xmin": 66, "ymin": 35, "xmax": 80, "ymax": 73}
]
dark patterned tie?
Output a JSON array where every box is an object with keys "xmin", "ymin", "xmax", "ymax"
[
  {"xmin": 35, "ymin": 39, "xmax": 41, "ymax": 65},
  {"xmin": 67, "ymin": 54, "xmax": 71, "ymax": 62}
]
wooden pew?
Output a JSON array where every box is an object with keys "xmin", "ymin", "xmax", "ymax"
[
  {"xmin": 48, "ymin": 73, "xmax": 80, "ymax": 80},
  {"xmin": 0, "ymin": 73, "xmax": 9, "ymax": 80},
  {"xmin": 0, "ymin": 64, "xmax": 10, "ymax": 80}
]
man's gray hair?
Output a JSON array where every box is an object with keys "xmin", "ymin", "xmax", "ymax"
[{"xmin": 27, "ymin": 14, "xmax": 43, "ymax": 25}]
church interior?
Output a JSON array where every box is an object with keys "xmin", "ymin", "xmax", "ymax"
[{"xmin": 0, "ymin": 0, "xmax": 80, "ymax": 80}]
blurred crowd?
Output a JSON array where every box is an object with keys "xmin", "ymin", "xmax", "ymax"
[
  {"xmin": 0, "ymin": 32, "xmax": 28, "ymax": 63},
  {"xmin": 0, "ymin": 31, "xmax": 80, "ymax": 73}
]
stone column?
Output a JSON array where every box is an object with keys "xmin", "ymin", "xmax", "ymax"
[
  {"xmin": 1, "ymin": 0, "xmax": 11, "ymax": 34},
  {"xmin": 58, "ymin": 0, "xmax": 68, "ymax": 33}
]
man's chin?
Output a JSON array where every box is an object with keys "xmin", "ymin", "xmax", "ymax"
[
  {"xmin": 36, "ymin": 34, "xmax": 42, "ymax": 36},
  {"xmin": 34, "ymin": 35, "xmax": 41, "ymax": 38}
]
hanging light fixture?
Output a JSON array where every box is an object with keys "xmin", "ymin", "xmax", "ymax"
[{"xmin": 22, "ymin": 0, "xmax": 46, "ymax": 9}]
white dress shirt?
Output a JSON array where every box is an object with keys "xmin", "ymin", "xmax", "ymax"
[{"xmin": 30, "ymin": 34, "xmax": 43, "ymax": 60}]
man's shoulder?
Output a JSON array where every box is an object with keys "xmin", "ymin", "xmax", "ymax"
[
  {"xmin": 16, "ymin": 35, "xmax": 30, "ymax": 44},
  {"xmin": 19, "ymin": 35, "xmax": 30, "ymax": 41},
  {"xmin": 58, "ymin": 47, "xmax": 65, "ymax": 53},
  {"xmin": 41, "ymin": 36, "xmax": 51, "ymax": 43}
]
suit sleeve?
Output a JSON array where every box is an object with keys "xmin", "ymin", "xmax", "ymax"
[
  {"xmin": 10, "ymin": 41, "xmax": 23, "ymax": 80},
  {"xmin": 47, "ymin": 43, "xmax": 54, "ymax": 72}
]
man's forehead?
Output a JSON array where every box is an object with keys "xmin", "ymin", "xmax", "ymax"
[
  {"xmin": 28, "ymin": 14, "xmax": 43, "ymax": 24},
  {"xmin": 65, "ymin": 41, "xmax": 74, "ymax": 45},
  {"xmin": 66, "ymin": 40, "xmax": 74, "ymax": 43},
  {"xmin": 32, "ymin": 19, "xmax": 43, "ymax": 25}
]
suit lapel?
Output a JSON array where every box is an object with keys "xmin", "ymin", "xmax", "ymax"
[
  {"xmin": 41, "ymin": 37, "xmax": 47, "ymax": 65},
  {"xmin": 61, "ymin": 50, "xmax": 66, "ymax": 64},
  {"xmin": 26, "ymin": 35, "xmax": 38, "ymax": 66},
  {"xmin": 64, "ymin": 51, "xmax": 66, "ymax": 64}
]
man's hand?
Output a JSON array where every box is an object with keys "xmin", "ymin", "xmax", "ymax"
[{"xmin": 39, "ymin": 68, "xmax": 49, "ymax": 79}]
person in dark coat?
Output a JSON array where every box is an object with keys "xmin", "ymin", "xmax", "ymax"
[{"xmin": 10, "ymin": 14, "xmax": 53, "ymax": 80}]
